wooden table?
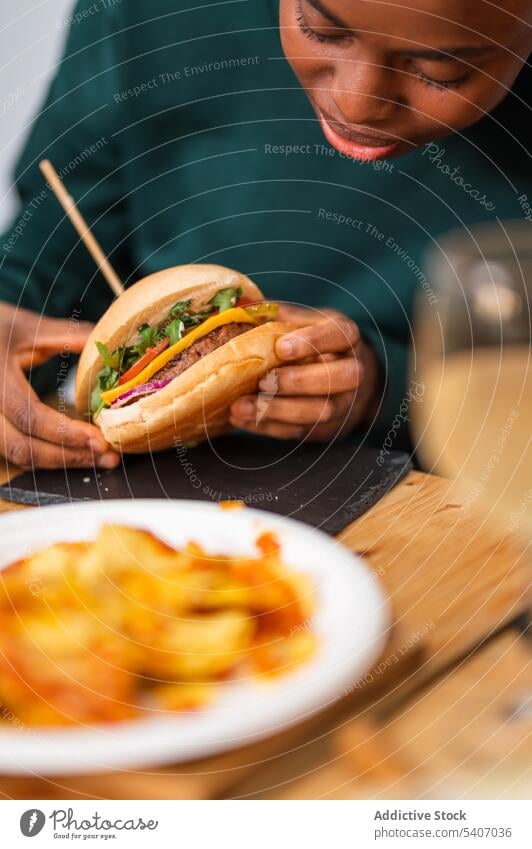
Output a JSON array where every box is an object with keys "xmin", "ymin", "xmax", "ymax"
[{"xmin": 0, "ymin": 460, "xmax": 530, "ymax": 800}]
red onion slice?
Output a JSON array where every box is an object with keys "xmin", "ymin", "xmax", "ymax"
[{"xmin": 111, "ymin": 379, "xmax": 172, "ymax": 408}]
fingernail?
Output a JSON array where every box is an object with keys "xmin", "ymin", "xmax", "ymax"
[
  {"xmin": 279, "ymin": 339, "xmax": 296, "ymax": 359},
  {"xmin": 97, "ymin": 452, "xmax": 120, "ymax": 469},
  {"xmin": 234, "ymin": 400, "xmax": 255, "ymax": 417}
]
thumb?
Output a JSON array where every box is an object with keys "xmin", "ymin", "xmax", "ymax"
[{"xmin": 276, "ymin": 304, "xmax": 336, "ymax": 327}]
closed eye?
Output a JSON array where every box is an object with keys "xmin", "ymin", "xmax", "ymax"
[
  {"xmin": 409, "ymin": 61, "xmax": 473, "ymax": 90},
  {"xmin": 296, "ymin": 0, "xmax": 350, "ymax": 43}
]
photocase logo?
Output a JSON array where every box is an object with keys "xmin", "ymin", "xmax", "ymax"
[{"xmin": 20, "ymin": 809, "xmax": 46, "ymax": 837}]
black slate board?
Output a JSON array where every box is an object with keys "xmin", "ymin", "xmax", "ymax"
[{"xmin": 0, "ymin": 436, "xmax": 411, "ymax": 536}]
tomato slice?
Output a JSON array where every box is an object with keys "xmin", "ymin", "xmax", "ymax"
[
  {"xmin": 236, "ymin": 296, "xmax": 255, "ymax": 307},
  {"xmin": 119, "ymin": 338, "xmax": 170, "ymax": 385}
]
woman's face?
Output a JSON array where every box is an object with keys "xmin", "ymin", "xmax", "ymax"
[{"xmin": 280, "ymin": 0, "xmax": 532, "ymax": 160}]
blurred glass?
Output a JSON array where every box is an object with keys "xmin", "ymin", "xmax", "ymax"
[{"xmin": 412, "ymin": 220, "xmax": 531, "ymax": 537}]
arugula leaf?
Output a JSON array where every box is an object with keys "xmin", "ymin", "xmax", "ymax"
[
  {"xmin": 168, "ymin": 298, "xmax": 214, "ymax": 328},
  {"xmin": 96, "ymin": 341, "xmax": 121, "ymax": 370},
  {"xmin": 100, "ymin": 366, "xmax": 119, "ymax": 391},
  {"xmin": 90, "ymin": 384, "xmax": 103, "ymax": 415},
  {"xmin": 138, "ymin": 323, "xmax": 160, "ymax": 351},
  {"xmin": 168, "ymin": 299, "xmax": 192, "ymax": 319},
  {"xmin": 209, "ymin": 286, "xmax": 243, "ymax": 313},
  {"xmin": 128, "ymin": 323, "xmax": 167, "ymax": 359},
  {"xmin": 90, "ymin": 365, "xmax": 119, "ymax": 414},
  {"xmin": 166, "ymin": 318, "xmax": 184, "ymax": 346},
  {"xmin": 182, "ymin": 308, "xmax": 213, "ymax": 327},
  {"xmin": 117, "ymin": 346, "xmax": 139, "ymax": 373},
  {"xmin": 169, "ymin": 299, "xmax": 212, "ymax": 326},
  {"xmin": 92, "ymin": 283, "xmax": 244, "ymax": 412}
]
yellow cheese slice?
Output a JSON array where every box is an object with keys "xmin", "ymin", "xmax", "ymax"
[{"xmin": 101, "ymin": 307, "xmax": 258, "ymax": 406}]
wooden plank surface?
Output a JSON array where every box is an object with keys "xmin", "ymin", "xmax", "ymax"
[
  {"xmin": 272, "ymin": 632, "xmax": 531, "ymax": 800},
  {"xmin": 206, "ymin": 474, "xmax": 530, "ymax": 800},
  {"xmin": 0, "ymin": 460, "xmax": 17, "ymax": 488},
  {"xmin": 338, "ymin": 472, "xmax": 529, "ymax": 707},
  {"xmin": 0, "ymin": 467, "xmax": 529, "ymax": 800},
  {"xmin": 0, "ymin": 461, "xmax": 28, "ymax": 512}
]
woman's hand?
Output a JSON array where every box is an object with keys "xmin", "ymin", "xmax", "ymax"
[
  {"xmin": 0, "ymin": 302, "xmax": 120, "ymax": 470},
  {"xmin": 230, "ymin": 306, "xmax": 382, "ymax": 441}
]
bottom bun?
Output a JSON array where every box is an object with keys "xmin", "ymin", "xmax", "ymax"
[{"xmin": 96, "ymin": 321, "xmax": 291, "ymax": 452}]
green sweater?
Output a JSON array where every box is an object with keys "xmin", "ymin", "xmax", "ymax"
[{"xmin": 1, "ymin": 0, "xmax": 530, "ymax": 445}]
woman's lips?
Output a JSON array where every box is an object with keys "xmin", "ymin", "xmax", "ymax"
[{"xmin": 319, "ymin": 113, "xmax": 401, "ymax": 161}]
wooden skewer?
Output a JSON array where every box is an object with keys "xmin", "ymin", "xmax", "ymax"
[{"xmin": 39, "ymin": 159, "xmax": 125, "ymax": 297}]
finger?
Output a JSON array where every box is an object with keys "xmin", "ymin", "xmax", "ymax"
[
  {"xmin": 259, "ymin": 358, "xmax": 363, "ymax": 396},
  {"xmin": 276, "ymin": 305, "xmax": 338, "ymax": 326},
  {"xmin": 7, "ymin": 316, "xmax": 94, "ymax": 370},
  {"xmin": 276, "ymin": 317, "xmax": 359, "ymax": 361},
  {"xmin": 0, "ymin": 413, "xmax": 120, "ymax": 471},
  {"xmin": 15, "ymin": 320, "xmax": 95, "ymax": 368},
  {"xmin": 230, "ymin": 416, "xmax": 306, "ymax": 441},
  {"xmin": 33, "ymin": 315, "xmax": 95, "ymax": 355},
  {"xmin": 231, "ymin": 392, "xmax": 356, "ymax": 426},
  {"xmin": 277, "ymin": 305, "xmax": 348, "ymax": 326},
  {"xmin": 229, "ymin": 415, "xmax": 356, "ymax": 443},
  {"xmin": 2, "ymin": 366, "xmax": 111, "ymax": 453},
  {"xmin": 317, "ymin": 353, "xmax": 342, "ymax": 363}
]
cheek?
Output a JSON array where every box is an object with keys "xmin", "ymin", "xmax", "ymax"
[
  {"xmin": 412, "ymin": 67, "xmax": 522, "ymax": 137},
  {"xmin": 413, "ymin": 89, "xmax": 488, "ymax": 136},
  {"xmin": 279, "ymin": 1, "xmax": 330, "ymax": 87}
]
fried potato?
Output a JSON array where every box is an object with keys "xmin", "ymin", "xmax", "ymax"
[
  {"xmin": 0, "ymin": 543, "xmax": 90, "ymax": 609},
  {"xmin": 0, "ymin": 611, "xmax": 138, "ymax": 726},
  {"xmin": 0, "ymin": 524, "xmax": 316, "ymax": 726},
  {"xmin": 250, "ymin": 632, "xmax": 318, "ymax": 677},
  {"xmin": 87, "ymin": 524, "xmax": 180, "ymax": 569},
  {"xmin": 150, "ymin": 682, "xmax": 216, "ymax": 711},
  {"xmin": 143, "ymin": 610, "xmax": 254, "ymax": 679}
]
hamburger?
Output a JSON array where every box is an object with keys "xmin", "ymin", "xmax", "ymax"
[{"xmin": 76, "ymin": 264, "xmax": 291, "ymax": 452}]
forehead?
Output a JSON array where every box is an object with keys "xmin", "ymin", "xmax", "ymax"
[{"xmin": 318, "ymin": 0, "xmax": 532, "ymax": 48}]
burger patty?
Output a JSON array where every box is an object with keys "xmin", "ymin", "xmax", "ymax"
[{"xmin": 152, "ymin": 322, "xmax": 252, "ymax": 383}]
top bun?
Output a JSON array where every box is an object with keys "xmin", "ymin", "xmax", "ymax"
[{"xmin": 75, "ymin": 263, "xmax": 264, "ymax": 413}]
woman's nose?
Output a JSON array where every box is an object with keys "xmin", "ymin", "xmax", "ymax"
[{"xmin": 331, "ymin": 54, "xmax": 400, "ymax": 127}]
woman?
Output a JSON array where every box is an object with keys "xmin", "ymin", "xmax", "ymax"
[{"xmin": 1, "ymin": 0, "xmax": 530, "ymax": 469}]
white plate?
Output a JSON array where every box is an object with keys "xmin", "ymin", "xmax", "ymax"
[{"xmin": 0, "ymin": 500, "xmax": 389, "ymax": 775}]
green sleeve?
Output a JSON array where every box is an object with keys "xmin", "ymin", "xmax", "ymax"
[{"xmin": 0, "ymin": 2, "xmax": 129, "ymax": 323}]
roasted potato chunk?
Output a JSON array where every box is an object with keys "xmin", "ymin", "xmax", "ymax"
[{"xmin": 0, "ymin": 525, "xmax": 316, "ymax": 726}]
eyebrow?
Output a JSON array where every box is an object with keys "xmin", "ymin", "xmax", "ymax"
[
  {"xmin": 305, "ymin": 0, "xmax": 347, "ymax": 29},
  {"xmin": 405, "ymin": 46, "xmax": 498, "ymax": 61},
  {"xmin": 303, "ymin": 0, "xmax": 498, "ymax": 60}
]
